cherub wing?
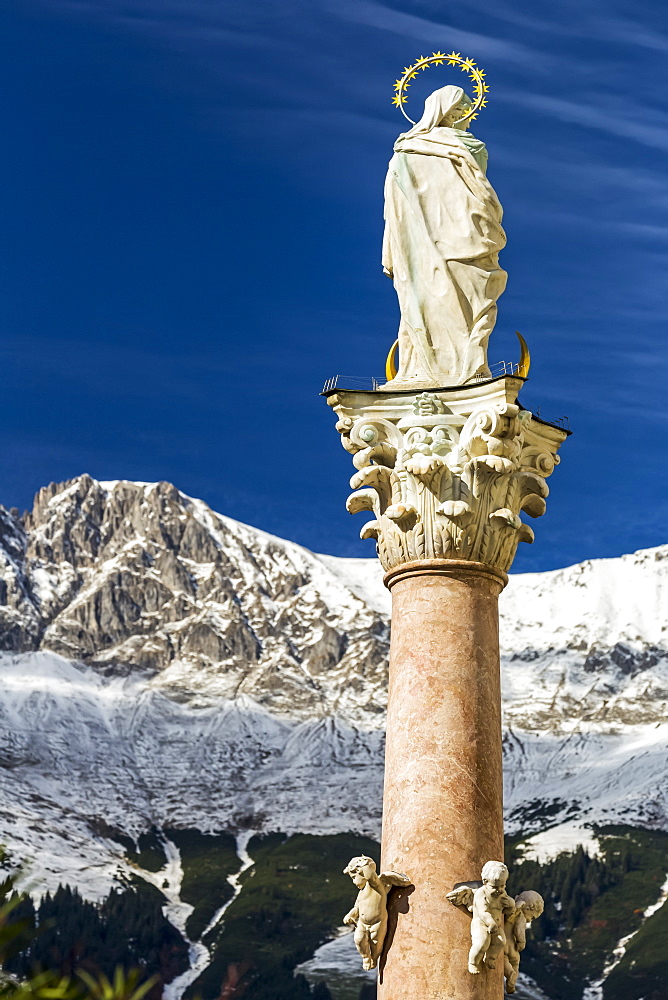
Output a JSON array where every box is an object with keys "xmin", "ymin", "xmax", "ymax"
[
  {"xmin": 380, "ymin": 870, "xmax": 411, "ymax": 888},
  {"xmin": 446, "ymin": 885, "xmax": 475, "ymax": 914}
]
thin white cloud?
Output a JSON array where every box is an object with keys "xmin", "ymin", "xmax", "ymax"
[
  {"xmin": 497, "ymin": 88, "xmax": 668, "ymax": 152},
  {"xmin": 518, "ymin": 210, "xmax": 668, "ymax": 243},
  {"xmin": 589, "ymin": 14, "xmax": 668, "ymax": 53},
  {"xmin": 402, "ymin": 0, "xmax": 668, "ymax": 53},
  {"xmin": 614, "ymin": 222, "xmax": 668, "ymax": 242},
  {"xmin": 323, "ymin": 0, "xmax": 554, "ymax": 72}
]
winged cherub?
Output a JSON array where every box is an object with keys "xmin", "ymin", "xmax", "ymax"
[
  {"xmin": 446, "ymin": 862, "xmax": 544, "ymax": 991},
  {"xmin": 504, "ymin": 890, "xmax": 544, "ymax": 994},
  {"xmin": 343, "ymin": 855, "xmax": 411, "ymax": 970}
]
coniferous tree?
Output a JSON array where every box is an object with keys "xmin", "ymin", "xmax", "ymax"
[{"xmin": 3, "ymin": 880, "xmax": 188, "ymax": 997}]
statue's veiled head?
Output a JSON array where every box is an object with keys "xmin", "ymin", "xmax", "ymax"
[{"xmin": 407, "ymin": 85, "xmax": 473, "ymax": 135}]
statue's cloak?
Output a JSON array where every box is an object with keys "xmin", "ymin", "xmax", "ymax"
[{"xmin": 382, "ymin": 86, "xmax": 507, "ymax": 385}]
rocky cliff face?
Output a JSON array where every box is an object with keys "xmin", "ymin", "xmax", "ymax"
[
  {"xmin": 0, "ymin": 475, "xmax": 390, "ymax": 723},
  {"xmin": 0, "ymin": 475, "xmax": 666, "ymax": 900}
]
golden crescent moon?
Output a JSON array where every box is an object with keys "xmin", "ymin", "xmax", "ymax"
[
  {"xmin": 385, "ymin": 339, "xmax": 399, "ymax": 381},
  {"xmin": 516, "ymin": 331, "xmax": 530, "ymax": 378}
]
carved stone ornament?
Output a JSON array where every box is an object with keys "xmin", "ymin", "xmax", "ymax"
[
  {"xmin": 326, "ymin": 377, "xmax": 568, "ymax": 574},
  {"xmin": 343, "ymin": 856, "xmax": 411, "ymax": 970},
  {"xmin": 446, "ymin": 860, "xmax": 545, "ymax": 994}
]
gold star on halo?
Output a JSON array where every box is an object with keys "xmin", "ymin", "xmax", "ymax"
[{"xmin": 391, "ymin": 51, "xmax": 489, "ymax": 121}]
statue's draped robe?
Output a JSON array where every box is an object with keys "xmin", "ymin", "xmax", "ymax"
[{"xmin": 382, "ymin": 88, "xmax": 507, "ymax": 385}]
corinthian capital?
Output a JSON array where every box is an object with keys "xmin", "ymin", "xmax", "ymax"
[{"xmin": 326, "ymin": 377, "xmax": 568, "ymax": 575}]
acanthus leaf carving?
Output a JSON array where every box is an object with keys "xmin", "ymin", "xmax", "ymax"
[
  {"xmin": 328, "ymin": 378, "xmax": 568, "ymax": 574},
  {"xmin": 359, "ymin": 520, "xmax": 381, "ymax": 541},
  {"xmin": 438, "ymin": 500, "xmax": 473, "ymax": 524},
  {"xmin": 346, "ymin": 489, "xmax": 379, "ymax": 516},
  {"xmin": 385, "ymin": 504, "xmax": 418, "ymax": 524}
]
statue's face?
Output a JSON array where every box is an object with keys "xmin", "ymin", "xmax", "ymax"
[
  {"xmin": 441, "ymin": 100, "xmax": 470, "ymax": 128},
  {"xmin": 484, "ymin": 871, "xmax": 508, "ymax": 890},
  {"xmin": 352, "ymin": 872, "xmax": 367, "ymax": 888}
]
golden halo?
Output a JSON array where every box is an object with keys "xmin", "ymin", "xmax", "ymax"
[{"xmin": 392, "ymin": 51, "xmax": 489, "ymax": 127}]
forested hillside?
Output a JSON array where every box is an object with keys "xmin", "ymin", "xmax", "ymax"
[{"xmin": 3, "ymin": 826, "xmax": 666, "ymax": 1000}]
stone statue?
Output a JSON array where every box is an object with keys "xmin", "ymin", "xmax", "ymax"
[
  {"xmin": 467, "ymin": 861, "xmax": 516, "ymax": 975},
  {"xmin": 504, "ymin": 890, "xmax": 544, "ymax": 994},
  {"xmin": 343, "ymin": 855, "xmax": 411, "ymax": 970},
  {"xmin": 382, "ymin": 85, "xmax": 507, "ymax": 389},
  {"xmin": 446, "ymin": 861, "xmax": 544, "ymax": 992}
]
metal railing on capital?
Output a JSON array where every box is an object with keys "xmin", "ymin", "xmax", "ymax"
[
  {"xmin": 322, "ymin": 359, "xmax": 524, "ymax": 394},
  {"xmin": 321, "ymin": 365, "xmax": 570, "ymax": 432}
]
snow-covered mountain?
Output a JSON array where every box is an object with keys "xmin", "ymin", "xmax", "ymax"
[{"xmin": 0, "ymin": 475, "xmax": 666, "ymax": 901}]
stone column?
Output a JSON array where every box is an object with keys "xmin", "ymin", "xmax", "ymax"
[
  {"xmin": 381, "ymin": 560, "xmax": 506, "ymax": 1000},
  {"xmin": 327, "ymin": 376, "xmax": 568, "ymax": 999}
]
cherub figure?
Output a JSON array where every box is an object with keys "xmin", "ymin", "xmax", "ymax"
[
  {"xmin": 447, "ymin": 863, "xmax": 544, "ymax": 993},
  {"xmin": 503, "ymin": 890, "xmax": 544, "ymax": 994},
  {"xmin": 343, "ymin": 855, "xmax": 411, "ymax": 970},
  {"xmin": 446, "ymin": 861, "xmax": 515, "ymax": 974},
  {"xmin": 468, "ymin": 861, "xmax": 516, "ymax": 974}
]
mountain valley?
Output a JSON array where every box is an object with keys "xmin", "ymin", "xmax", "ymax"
[{"xmin": 0, "ymin": 476, "xmax": 666, "ymax": 1000}]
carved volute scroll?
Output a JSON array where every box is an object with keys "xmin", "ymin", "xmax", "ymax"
[{"xmin": 327, "ymin": 377, "xmax": 568, "ymax": 575}]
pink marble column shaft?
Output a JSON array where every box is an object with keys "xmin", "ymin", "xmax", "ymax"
[{"xmin": 378, "ymin": 559, "xmax": 507, "ymax": 1000}]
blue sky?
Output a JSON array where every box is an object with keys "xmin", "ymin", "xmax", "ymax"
[{"xmin": 1, "ymin": 0, "xmax": 667, "ymax": 571}]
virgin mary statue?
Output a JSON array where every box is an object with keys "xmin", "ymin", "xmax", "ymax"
[{"xmin": 382, "ymin": 85, "xmax": 507, "ymax": 387}]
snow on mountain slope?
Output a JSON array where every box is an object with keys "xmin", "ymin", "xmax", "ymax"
[
  {"xmin": 0, "ymin": 476, "xmax": 666, "ymax": 898},
  {"xmin": 500, "ymin": 546, "xmax": 668, "ymax": 728}
]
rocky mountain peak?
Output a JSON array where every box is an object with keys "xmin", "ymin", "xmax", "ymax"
[
  {"xmin": 0, "ymin": 476, "xmax": 665, "ymax": 910},
  {"xmin": 0, "ymin": 475, "xmax": 390, "ymax": 722}
]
